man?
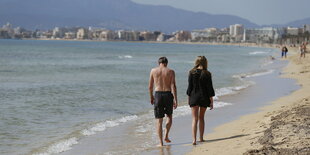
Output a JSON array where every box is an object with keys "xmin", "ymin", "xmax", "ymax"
[{"xmin": 149, "ymin": 57, "xmax": 178, "ymax": 147}]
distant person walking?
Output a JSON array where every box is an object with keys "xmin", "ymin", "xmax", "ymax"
[
  {"xmin": 300, "ymin": 42, "xmax": 307, "ymax": 58},
  {"xmin": 281, "ymin": 46, "xmax": 288, "ymax": 58},
  {"xmin": 149, "ymin": 57, "xmax": 178, "ymax": 147},
  {"xmin": 186, "ymin": 56, "xmax": 215, "ymax": 145}
]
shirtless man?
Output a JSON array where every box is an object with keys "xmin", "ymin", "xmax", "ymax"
[{"xmin": 149, "ymin": 57, "xmax": 178, "ymax": 147}]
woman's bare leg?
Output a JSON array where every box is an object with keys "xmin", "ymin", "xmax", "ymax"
[
  {"xmin": 199, "ymin": 107, "xmax": 207, "ymax": 142},
  {"xmin": 191, "ymin": 106, "xmax": 199, "ymax": 145}
]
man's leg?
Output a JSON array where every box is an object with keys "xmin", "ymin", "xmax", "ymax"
[
  {"xmin": 164, "ymin": 114, "xmax": 172, "ymax": 143},
  {"xmin": 157, "ymin": 118, "xmax": 164, "ymax": 146}
]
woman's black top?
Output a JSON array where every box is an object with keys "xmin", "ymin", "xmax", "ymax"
[{"xmin": 186, "ymin": 69, "xmax": 215, "ymax": 107}]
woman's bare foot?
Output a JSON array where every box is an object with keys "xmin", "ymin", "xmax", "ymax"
[
  {"xmin": 192, "ymin": 141, "xmax": 197, "ymax": 145},
  {"xmin": 157, "ymin": 143, "xmax": 164, "ymax": 147},
  {"xmin": 199, "ymin": 139, "xmax": 206, "ymax": 142},
  {"xmin": 164, "ymin": 137, "xmax": 171, "ymax": 143}
]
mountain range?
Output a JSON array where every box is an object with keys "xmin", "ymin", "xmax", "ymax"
[{"xmin": 0, "ymin": 0, "xmax": 309, "ymax": 32}]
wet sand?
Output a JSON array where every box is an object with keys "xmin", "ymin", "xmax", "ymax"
[{"xmin": 188, "ymin": 47, "xmax": 310, "ymax": 155}]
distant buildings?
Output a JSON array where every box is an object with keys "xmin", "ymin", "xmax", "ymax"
[{"xmin": 0, "ymin": 22, "xmax": 309, "ymax": 45}]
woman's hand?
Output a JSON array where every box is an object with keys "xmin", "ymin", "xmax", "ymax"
[{"xmin": 210, "ymin": 97, "xmax": 214, "ymax": 110}]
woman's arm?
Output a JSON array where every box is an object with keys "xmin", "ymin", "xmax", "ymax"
[
  {"xmin": 207, "ymin": 73, "xmax": 215, "ymax": 97},
  {"xmin": 186, "ymin": 72, "xmax": 193, "ymax": 96}
]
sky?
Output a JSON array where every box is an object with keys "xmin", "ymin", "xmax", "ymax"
[{"xmin": 132, "ymin": 0, "xmax": 309, "ymax": 25}]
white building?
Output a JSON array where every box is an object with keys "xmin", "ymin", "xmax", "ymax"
[
  {"xmin": 77, "ymin": 28, "xmax": 88, "ymax": 39},
  {"xmin": 100, "ymin": 30, "xmax": 117, "ymax": 41},
  {"xmin": 286, "ymin": 27, "xmax": 299, "ymax": 36},
  {"xmin": 229, "ymin": 24, "xmax": 244, "ymax": 42},
  {"xmin": 303, "ymin": 25, "xmax": 310, "ymax": 33},
  {"xmin": 52, "ymin": 27, "xmax": 66, "ymax": 39},
  {"xmin": 229, "ymin": 25, "xmax": 234, "ymax": 36},
  {"xmin": 229, "ymin": 24, "xmax": 244, "ymax": 37},
  {"xmin": 117, "ymin": 30, "xmax": 140, "ymax": 41},
  {"xmin": 243, "ymin": 27, "xmax": 283, "ymax": 43},
  {"xmin": 2, "ymin": 22, "xmax": 14, "ymax": 38},
  {"xmin": 64, "ymin": 32, "xmax": 76, "ymax": 39},
  {"xmin": 191, "ymin": 28, "xmax": 218, "ymax": 41}
]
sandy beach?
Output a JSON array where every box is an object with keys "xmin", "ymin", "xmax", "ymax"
[{"xmin": 188, "ymin": 47, "xmax": 310, "ymax": 155}]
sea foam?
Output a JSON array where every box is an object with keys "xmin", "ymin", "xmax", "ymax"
[
  {"xmin": 33, "ymin": 137, "xmax": 78, "ymax": 155},
  {"xmin": 118, "ymin": 55, "xmax": 133, "ymax": 59},
  {"xmin": 249, "ymin": 51, "xmax": 269, "ymax": 55},
  {"xmin": 81, "ymin": 115, "xmax": 138, "ymax": 136}
]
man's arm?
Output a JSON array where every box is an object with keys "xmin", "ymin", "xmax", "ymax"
[
  {"xmin": 171, "ymin": 70, "xmax": 178, "ymax": 109},
  {"xmin": 148, "ymin": 69, "xmax": 154, "ymax": 105}
]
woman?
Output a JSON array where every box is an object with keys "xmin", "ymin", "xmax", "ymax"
[{"xmin": 186, "ymin": 56, "xmax": 215, "ymax": 145}]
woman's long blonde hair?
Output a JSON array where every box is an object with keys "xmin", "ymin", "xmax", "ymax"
[{"xmin": 190, "ymin": 56, "xmax": 208, "ymax": 73}]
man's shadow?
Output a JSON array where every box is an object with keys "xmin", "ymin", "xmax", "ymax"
[
  {"xmin": 205, "ymin": 134, "xmax": 249, "ymax": 143},
  {"xmin": 170, "ymin": 134, "xmax": 250, "ymax": 146}
]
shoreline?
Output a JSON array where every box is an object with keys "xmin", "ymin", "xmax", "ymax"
[{"xmin": 188, "ymin": 47, "xmax": 310, "ymax": 154}]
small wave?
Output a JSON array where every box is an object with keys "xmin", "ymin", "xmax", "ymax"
[
  {"xmin": 81, "ymin": 115, "xmax": 138, "ymax": 136},
  {"xmin": 33, "ymin": 137, "xmax": 78, "ymax": 155},
  {"xmin": 233, "ymin": 70, "xmax": 274, "ymax": 79},
  {"xmin": 249, "ymin": 51, "xmax": 268, "ymax": 55},
  {"xmin": 118, "ymin": 55, "xmax": 133, "ymax": 59},
  {"xmin": 214, "ymin": 84, "xmax": 251, "ymax": 98},
  {"xmin": 246, "ymin": 70, "xmax": 274, "ymax": 78},
  {"xmin": 214, "ymin": 101, "xmax": 233, "ymax": 108}
]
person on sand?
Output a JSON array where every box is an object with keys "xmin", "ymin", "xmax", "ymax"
[
  {"xmin": 300, "ymin": 43, "xmax": 306, "ymax": 58},
  {"xmin": 149, "ymin": 57, "xmax": 178, "ymax": 147},
  {"xmin": 281, "ymin": 46, "xmax": 288, "ymax": 58},
  {"xmin": 186, "ymin": 56, "xmax": 215, "ymax": 145}
]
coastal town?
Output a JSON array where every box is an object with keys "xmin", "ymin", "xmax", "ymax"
[{"xmin": 0, "ymin": 22, "xmax": 309, "ymax": 45}]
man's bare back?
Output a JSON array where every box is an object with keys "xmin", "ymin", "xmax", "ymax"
[
  {"xmin": 149, "ymin": 64, "xmax": 177, "ymax": 106},
  {"xmin": 151, "ymin": 66, "xmax": 174, "ymax": 92}
]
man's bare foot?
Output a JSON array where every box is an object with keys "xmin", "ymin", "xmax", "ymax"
[
  {"xmin": 199, "ymin": 139, "xmax": 206, "ymax": 142},
  {"xmin": 192, "ymin": 141, "xmax": 197, "ymax": 145},
  {"xmin": 164, "ymin": 138, "xmax": 171, "ymax": 143}
]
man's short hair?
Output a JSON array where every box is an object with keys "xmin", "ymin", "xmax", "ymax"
[{"xmin": 158, "ymin": 57, "xmax": 168, "ymax": 64}]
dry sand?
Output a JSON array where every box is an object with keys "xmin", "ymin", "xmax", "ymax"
[{"xmin": 188, "ymin": 47, "xmax": 310, "ymax": 155}]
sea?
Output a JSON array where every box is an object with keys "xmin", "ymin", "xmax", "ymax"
[{"xmin": 0, "ymin": 40, "xmax": 279, "ymax": 155}]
